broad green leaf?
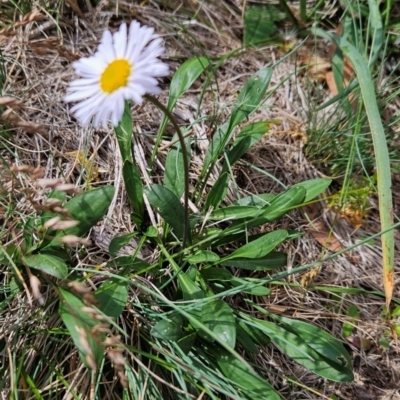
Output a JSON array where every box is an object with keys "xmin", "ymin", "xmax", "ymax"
[
  {"xmin": 151, "ymin": 314, "xmax": 184, "ymax": 341},
  {"xmin": 223, "ymin": 121, "xmax": 272, "ymax": 172},
  {"xmin": 295, "ymin": 178, "xmax": 332, "ymax": 203},
  {"xmin": 203, "ymin": 67, "xmax": 272, "ymax": 172},
  {"xmin": 230, "ymin": 277, "xmax": 271, "ymax": 296},
  {"xmin": 232, "ymin": 192, "xmax": 275, "ymax": 207},
  {"xmin": 201, "ymin": 300, "xmax": 236, "ymax": 348},
  {"xmin": 226, "ymin": 230, "xmax": 288, "ymax": 260},
  {"xmin": 238, "ymin": 319, "xmax": 271, "ymax": 347},
  {"xmin": 22, "ymin": 216, "xmax": 36, "ymax": 250},
  {"xmin": 270, "ymin": 314, "xmax": 353, "ymax": 370},
  {"xmin": 145, "ymin": 184, "xmax": 185, "ymax": 238},
  {"xmin": 94, "ymin": 279, "xmax": 128, "ymax": 319},
  {"xmin": 246, "ymin": 318, "xmax": 353, "ymax": 382},
  {"xmin": 164, "ymin": 132, "xmax": 191, "ymax": 198},
  {"xmin": 40, "ymin": 190, "xmax": 67, "ymax": 226},
  {"xmin": 24, "ymin": 254, "xmax": 68, "ymax": 279},
  {"xmin": 153, "ymin": 56, "xmax": 210, "ymax": 165},
  {"xmin": 114, "ymin": 101, "xmax": 133, "ymax": 163},
  {"xmin": 204, "ymin": 172, "xmax": 229, "ymax": 210},
  {"xmin": 208, "ymin": 205, "xmax": 260, "ymax": 221},
  {"xmin": 222, "ymin": 251, "xmax": 287, "ymax": 270},
  {"xmin": 167, "ymin": 57, "xmax": 211, "ymax": 111},
  {"xmin": 216, "ymin": 352, "xmax": 280, "ymax": 400},
  {"xmin": 200, "ymin": 267, "xmax": 233, "ymax": 282},
  {"xmin": 236, "ymin": 323, "xmax": 259, "ymax": 354},
  {"xmin": 243, "ymin": 3, "xmax": 284, "ymax": 47},
  {"xmin": 144, "ymin": 225, "xmax": 158, "ymax": 237},
  {"xmin": 187, "ymin": 250, "xmax": 220, "ymax": 264},
  {"xmin": 109, "ymin": 232, "xmax": 138, "ymax": 257},
  {"xmin": 110, "ymin": 256, "xmax": 150, "ymax": 273},
  {"xmin": 230, "ymin": 67, "xmax": 273, "ymax": 129},
  {"xmin": 47, "ymin": 186, "xmax": 115, "ymax": 247},
  {"xmin": 260, "ymin": 186, "xmax": 306, "ymax": 221},
  {"xmin": 177, "ymin": 332, "xmax": 197, "ymax": 354},
  {"xmin": 123, "ymin": 161, "xmax": 144, "ymax": 222},
  {"xmin": 59, "ymin": 288, "xmax": 104, "ymax": 369},
  {"xmin": 227, "ymin": 186, "xmax": 305, "ymax": 235},
  {"xmin": 40, "ymin": 247, "xmax": 70, "ymax": 262},
  {"xmin": 179, "ymin": 272, "xmax": 204, "ymax": 301}
]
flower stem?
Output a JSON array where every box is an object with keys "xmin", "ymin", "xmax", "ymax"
[{"xmin": 144, "ymin": 94, "xmax": 191, "ymax": 250}]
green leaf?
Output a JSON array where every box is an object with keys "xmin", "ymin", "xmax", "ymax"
[
  {"xmin": 342, "ymin": 305, "xmax": 359, "ymax": 339},
  {"xmin": 271, "ymin": 314, "xmax": 353, "ymax": 370},
  {"xmin": 232, "ymin": 192, "xmax": 275, "ymax": 207},
  {"xmin": 200, "ymin": 267, "xmax": 233, "ymax": 282},
  {"xmin": 24, "ymin": 254, "xmax": 68, "ymax": 279},
  {"xmin": 231, "ymin": 67, "xmax": 273, "ymax": 129},
  {"xmin": 238, "ymin": 319, "xmax": 271, "ymax": 347},
  {"xmin": 40, "ymin": 190, "xmax": 67, "ymax": 227},
  {"xmin": 295, "ymin": 178, "xmax": 332, "ymax": 203},
  {"xmin": 223, "ymin": 121, "xmax": 271, "ymax": 172},
  {"xmin": 167, "ymin": 57, "xmax": 211, "ymax": 111},
  {"xmin": 187, "ymin": 250, "xmax": 220, "ymax": 264},
  {"xmin": 110, "ymin": 256, "xmax": 150, "ymax": 273},
  {"xmin": 226, "ymin": 230, "xmax": 288, "ymax": 260},
  {"xmin": 246, "ymin": 318, "xmax": 353, "ymax": 382},
  {"xmin": 312, "ymin": 28, "xmax": 394, "ymax": 308},
  {"xmin": 164, "ymin": 132, "xmax": 191, "ymax": 199},
  {"xmin": 221, "ymin": 251, "xmax": 287, "ymax": 270},
  {"xmin": 243, "ymin": 3, "xmax": 284, "ymax": 47},
  {"xmin": 216, "ymin": 352, "xmax": 280, "ymax": 400},
  {"xmin": 236, "ymin": 323, "xmax": 259, "ymax": 354},
  {"xmin": 260, "ymin": 186, "xmax": 306, "ymax": 222},
  {"xmin": 201, "ymin": 300, "xmax": 236, "ymax": 348},
  {"xmin": 123, "ymin": 161, "xmax": 144, "ymax": 222},
  {"xmin": 179, "ymin": 272, "xmax": 204, "ymax": 301},
  {"xmin": 109, "ymin": 232, "xmax": 138, "ymax": 257},
  {"xmin": 59, "ymin": 288, "xmax": 105, "ymax": 369},
  {"xmin": 114, "ymin": 101, "xmax": 133, "ymax": 163},
  {"xmin": 367, "ymin": 0, "xmax": 384, "ymax": 68},
  {"xmin": 151, "ymin": 314, "xmax": 184, "ymax": 341},
  {"xmin": 94, "ymin": 279, "xmax": 128, "ymax": 319},
  {"xmin": 40, "ymin": 247, "xmax": 70, "ymax": 262},
  {"xmin": 227, "ymin": 186, "xmax": 306, "ymax": 235},
  {"xmin": 208, "ymin": 205, "xmax": 260, "ymax": 221},
  {"xmin": 203, "ymin": 67, "xmax": 272, "ymax": 173},
  {"xmin": 204, "ymin": 172, "xmax": 229, "ymax": 210},
  {"xmin": 154, "ymin": 56, "xmax": 210, "ymax": 165},
  {"xmin": 145, "ymin": 184, "xmax": 185, "ymax": 239},
  {"xmin": 230, "ymin": 277, "xmax": 271, "ymax": 296},
  {"xmin": 177, "ymin": 332, "xmax": 197, "ymax": 354},
  {"xmin": 47, "ymin": 186, "xmax": 115, "ymax": 247}
]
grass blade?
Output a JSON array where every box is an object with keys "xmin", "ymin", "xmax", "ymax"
[{"xmin": 312, "ymin": 27, "xmax": 395, "ymax": 310}]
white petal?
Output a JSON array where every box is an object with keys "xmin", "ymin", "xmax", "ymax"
[
  {"xmin": 64, "ymin": 86, "xmax": 99, "ymax": 102},
  {"xmin": 113, "ymin": 23, "xmax": 127, "ymax": 58},
  {"xmin": 67, "ymin": 78, "xmax": 99, "ymax": 88},
  {"xmin": 127, "ymin": 25, "xmax": 155, "ymax": 62}
]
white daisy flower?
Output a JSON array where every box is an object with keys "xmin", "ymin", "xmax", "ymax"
[{"xmin": 64, "ymin": 21, "xmax": 169, "ymax": 127}]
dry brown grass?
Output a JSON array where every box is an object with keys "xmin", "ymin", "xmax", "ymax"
[{"xmin": 1, "ymin": 0, "xmax": 399, "ymax": 399}]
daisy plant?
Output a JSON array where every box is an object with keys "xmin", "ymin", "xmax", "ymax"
[
  {"xmin": 64, "ymin": 22, "xmax": 192, "ymax": 244},
  {"xmin": 61, "ymin": 21, "xmax": 355, "ymax": 398}
]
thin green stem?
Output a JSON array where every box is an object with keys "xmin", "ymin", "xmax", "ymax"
[{"xmin": 144, "ymin": 94, "xmax": 191, "ymax": 249}]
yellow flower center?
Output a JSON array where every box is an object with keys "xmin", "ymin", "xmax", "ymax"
[{"xmin": 100, "ymin": 59, "xmax": 131, "ymax": 93}]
